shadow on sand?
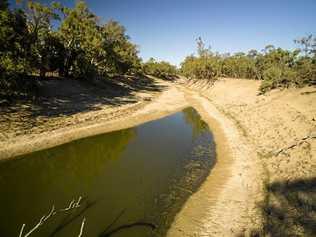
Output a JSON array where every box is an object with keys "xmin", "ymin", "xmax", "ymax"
[
  {"xmin": 0, "ymin": 75, "xmax": 168, "ymax": 119},
  {"xmin": 239, "ymin": 177, "xmax": 316, "ymax": 237}
]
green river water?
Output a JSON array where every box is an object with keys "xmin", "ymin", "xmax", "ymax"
[{"xmin": 0, "ymin": 107, "xmax": 215, "ymax": 237}]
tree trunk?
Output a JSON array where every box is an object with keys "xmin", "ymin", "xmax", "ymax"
[{"xmin": 40, "ymin": 68, "xmax": 46, "ymax": 78}]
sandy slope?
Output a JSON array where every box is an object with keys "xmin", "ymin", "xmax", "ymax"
[
  {"xmin": 0, "ymin": 78, "xmax": 315, "ymax": 236},
  {"xmin": 166, "ymin": 86, "xmax": 265, "ymax": 236},
  {"xmin": 172, "ymin": 78, "xmax": 316, "ymax": 236}
]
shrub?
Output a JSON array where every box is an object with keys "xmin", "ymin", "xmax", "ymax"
[
  {"xmin": 259, "ymin": 66, "xmax": 297, "ymax": 93},
  {"xmin": 142, "ymin": 58, "xmax": 177, "ymax": 79},
  {"xmin": 182, "ymin": 36, "xmax": 316, "ymax": 93},
  {"xmin": 0, "ymin": 72, "xmax": 38, "ymax": 100}
]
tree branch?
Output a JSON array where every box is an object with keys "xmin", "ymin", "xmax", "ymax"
[
  {"xmin": 78, "ymin": 218, "xmax": 86, "ymax": 237},
  {"xmin": 274, "ymin": 133, "xmax": 316, "ymax": 156},
  {"xmin": 18, "ymin": 196, "xmax": 82, "ymax": 237}
]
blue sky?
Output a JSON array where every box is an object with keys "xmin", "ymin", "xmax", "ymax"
[{"xmin": 9, "ymin": 0, "xmax": 316, "ymax": 65}]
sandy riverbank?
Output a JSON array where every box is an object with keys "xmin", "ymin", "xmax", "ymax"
[
  {"xmin": 0, "ymin": 77, "xmax": 315, "ymax": 236},
  {"xmin": 171, "ymin": 78, "xmax": 316, "ymax": 236}
]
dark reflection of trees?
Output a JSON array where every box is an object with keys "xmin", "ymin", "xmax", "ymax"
[
  {"xmin": 0, "ymin": 128, "xmax": 136, "ymax": 237},
  {"xmin": 182, "ymin": 107, "xmax": 208, "ymax": 138},
  {"xmin": 20, "ymin": 127, "xmax": 137, "ymax": 191},
  {"xmin": 241, "ymin": 177, "xmax": 316, "ymax": 237}
]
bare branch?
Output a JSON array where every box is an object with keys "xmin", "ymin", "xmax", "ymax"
[
  {"xmin": 18, "ymin": 197, "xmax": 82, "ymax": 237},
  {"xmin": 78, "ymin": 218, "xmax": 86, "ymax": 237},
  {"xmin": 18, "ymin": 224, "xmax": 25, "ymax": 237},
  {"xmin": 274, "ymin": 133, "xmax": 316, "ymax": 156}
]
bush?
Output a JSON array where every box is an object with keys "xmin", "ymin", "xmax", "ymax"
[
  {"xmin": 182, "ymin": 36, "xmax": 316, "ymax": 93},
  {"xmin": 259, "ymin": 66, "xmax": 297, "ymax": 93},
  {"xmin": 294, "ymin": 58, "xmax": 316, "ymax": 86},
  {"xmin": 181, "ymin": 55, "xmax": 221, "ymax": 80},
  {"xmin": 0, "ymin": 72, "xmax": 38, "ymax": 100},
  {"xmin": 142, "ymin": 58, "xmax": 177, "ymax": 79}
]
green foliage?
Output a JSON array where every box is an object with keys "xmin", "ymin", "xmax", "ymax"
[
  {"xmin": 143, "ymin": 58, "xmax": 177, "ymax": 79},
  {"xmin": 181, "ymin": 38, "xmax": 221, "ymax": 80},
  {"xmin": 1, "ymin": 0, "xmax": 315, "ymax": 98},
  {"xmin": 58, "ymin": 1, "xmax": 99, "ymax": 77},
  {"xmin": 26, "ymin": 1, "xmax": 61, "ymax": 75},
  {"xmin": 294, "ymin": 57, "xmax": 316, "ymax": 85},
  {"xmin": 36, "ymin": 33, "xmax": 66, "ymax": 76},
  {"xmin": 181, "ymin": 36, "xmax": 316, "ymax": 93},
  {"xmin": 294, "ymin": 34, "xmax": 316, "ymax": 56},
  {"xmin": 0, "ymin": 1, "xmax": 29, "ymax": 74},
  {"xmin": 259, "ymin": 66, "xmax": 296, "ymax": 93},
  {"xmin": 0, "ymin": 0, "xmax": 142, "ymax": 99},
  {"xmin": 0, "ymin": 73, "xmax": 39, "ymax": 99},
  {"xmin": 182, "ymin": 55, "xmax": 221, "ymax": 80},
  {"xmin": 221, "ymin": 53, "xmax": 257, "ymax": 79},
  {"xmin": 0, "ymin": 0, "xmax": 32, "ymax": 98},
  {"xmin": 100, "ymin": 20, "xmax": 141, "ymax": 75}
]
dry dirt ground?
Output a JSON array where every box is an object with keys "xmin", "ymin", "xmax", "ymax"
[{"xmin": 0, "ymin": 77, "xmax": 315, "ymax": 236}]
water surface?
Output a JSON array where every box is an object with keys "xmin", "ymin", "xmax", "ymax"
[{"xmin": 0, "ymin": 107, "xmax": 215, "ymax": 237}]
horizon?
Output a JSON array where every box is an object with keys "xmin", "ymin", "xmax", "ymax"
[{"xmin": 9, "ymin": 0, "xmax": 316, "ymax": 65}]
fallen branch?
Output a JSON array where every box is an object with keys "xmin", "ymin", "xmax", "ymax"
[
  {"xmin": 50, "ymin": 200, "xmax": 97, "ymax": 237},
  {"xmin": 18, "ymin": 224, "xmax": 25, "ymax": 237},
  {"xmin": 274, "ymin": 133, "xmax": 316, "ymax": 156},
  {"xmin": 18, "ymin": 196, "xmax": 82, "ymax": 237},
  {"xmin": 78, "ymin": 218, "xmax": 86, "ymax": 237}
]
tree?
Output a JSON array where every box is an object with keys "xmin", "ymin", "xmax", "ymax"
[
  {"xmin": 101, "ymin": 20, "xmax": 141, "ymax": 75},
  {"xmin": 248, "ymin": 49, "xmax": 259, "ymax": 59},
  {"xmin": 295, "ymin": 35, "xmax": 316, "ymax": 56},
  {"xmin": 0, "ymin": 0, "xmax": 29, "ymax": 73},
  {"xmin": 1, "ymin": 0, "xmax": 144, "ymax": 99},
  {"xmin": 181, "ymin": 36, "xmax": 315, "ymax": 92},
  {"xmin": 25, "ymin": 1, "xmax": 61, "ymax": 76},
  {"xmin": 58, "ymin": 2, "xmax": 141, "ymax": 78},
  {"xmin": 143, "ymin": 58, "xmax": 177, "ymax": 79},
  {"xmin": 196, "ymin": 37, "xmax": 212, "ymax": 58},
  {"xmin": 180, "ymin": 38, "xmax": 221, "ymax": 80},
  {"xmin": 58, "ymin": 1, "xmax": 99, "ymax": 77}
]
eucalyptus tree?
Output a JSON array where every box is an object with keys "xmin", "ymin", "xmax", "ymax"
[
  {"xmin": 143, "ymin": 58, "xmax": 177, "ymax": 78},
  {"xmin": 295, "ymin": 35, "xmax": 316, "ymax": 56},
  {"xmin": 294, "ymin": 35, "xmax": 316, "ymax": 85},
  {"xmin": 181, "ymin": 38, "xmax": 222, "ymax": 80},
  {"xmin": 58, "ymin": 1, "xmax": 141, "ymax": 78},
  {"xmin": 57, "ymin": 1, "xmax": 100, "ymax": 77},
  {"xmin": 24, "ymin": 1, "xmax": 61, "ymax": 76},
  {"xmin": 0, "ymin": 0, "xmax": 28, "ymax": 74},
  {"xmin": 100, "ymin": 20, "xmax": 141, "ymax": 75},
  {"xmin": 181, "ymin": 35, "xmax": 315, "ymax": 92}
]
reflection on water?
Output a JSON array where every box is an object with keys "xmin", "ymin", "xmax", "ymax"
[
  {"xmin": 183, "ymin": 107, "xmax": 209, "ymax": 137},
  {"xmin": 0, "ymin": 107, "xmax": 215, "ymax": 237}
]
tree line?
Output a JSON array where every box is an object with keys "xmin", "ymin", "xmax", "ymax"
[
  {"xmin": 1, "ymin": 0, "xmax": 314, "ymax": 99},
  {"xmin": 181, "ymin": 36, "xmax": 316, "ymax": 93},
  {"xmin": 0, "ymin": 0, "xmax": 176, "ymax": 99},
  {"xmin": 142, "ymin": 58, "xmax": 177, "ymax": 79}
]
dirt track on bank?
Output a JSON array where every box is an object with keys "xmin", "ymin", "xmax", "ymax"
[{"xmin": 0, "ymin": 77, "xmax": 315, "ymax": 236}]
